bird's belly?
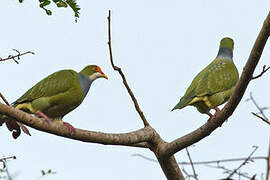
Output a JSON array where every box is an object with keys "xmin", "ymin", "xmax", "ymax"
[{"xmin": 32, "ymin": 89, "xmax": 84, "ymax": 118}]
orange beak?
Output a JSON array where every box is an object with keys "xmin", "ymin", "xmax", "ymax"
[
  {"xmin": 102, "ymin": 73, "xmax": 108, "ymax": 79},
  {"xmin": 97, "ymin": 66, "xmax": 108, "ymax": 79}
]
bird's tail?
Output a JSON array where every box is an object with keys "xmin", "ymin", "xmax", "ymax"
[{"xmin": 171, "ymin": 97, "xmax": 191, "ymax": 111}]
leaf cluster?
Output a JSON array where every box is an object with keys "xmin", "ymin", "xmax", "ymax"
[{"xmin": 18, "ymin": 0, "xmax": 80, "ymax": 22}]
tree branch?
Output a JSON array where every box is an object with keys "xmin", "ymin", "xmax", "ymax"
[
  {"xmin": 252, "ymin": 65, "xmax": 270, "ymax": 79},
  {"xmin": 226, "ymin": 146, "xmax": 258, "ymax": 179},
  {"xmin": 107, "ymin": 10, "xmax": 149, "ymax": 127},
  {"xmin": 158, "ymin": 12, "xmax": 270, "ymax": 158},
  {"xmin": 0, "ymin": 103, "xmax": 153, "ymax": 147},
  {"xmin": 0, "ymin": 49, "xmax": 34, "ymax": 64},
  {"xmin": 252, "ymin": 112, "xmax": 270, "ymax": 125},
  {"xmin": 185, "ymin": 148, "xmax": 198, "ymax": 180}
]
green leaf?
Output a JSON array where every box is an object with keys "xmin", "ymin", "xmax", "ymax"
[
  {"xmin": 52, "ymin": 0, "xmax": 60, "ymax": 2},
  {"xmin": 57, "ymin": 1, "xmax": 68, "ymax": 8},
  {"xmin": 66, "ymin": 0, "xmax": 80, "ymax": 21},
  {"xmin": 18, "ymin": 0, "xmax": 24, "ymax": 3},
  {"xmin": 41, "ymin": 170, "xmax": 45, "ymax": 176},
  {"xmin": 46, "ymin": 9, "xmax": 52, "ymax": 15},
  {"xmin": 39, "ymin": 0, "xmax": 51, "ymax": 8}
]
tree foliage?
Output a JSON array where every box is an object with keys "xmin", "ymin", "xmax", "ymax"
[{"xmin": 18, "ymin": 0, "xmax": 80, "ymax": 22}]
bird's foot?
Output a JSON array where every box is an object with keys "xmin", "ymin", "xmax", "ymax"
[
  {"xmin": 214, "ymin": 107, "xmax": 221, "ymax": 114},
  {"xmin": 207, "ymin": 114, "xmax": 214, "ymax": 122},
  {"xmin": 63, "ymin": 122, "xmax": 76, "ymax": 133},
  {"xmin": 207, "ymin": 107, "xmax": 224, "ymax": 127},
  {"xmin": 37, "ymin": 111, "xmax": 51, "ymax": 122}
]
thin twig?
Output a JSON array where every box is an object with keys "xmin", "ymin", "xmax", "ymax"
[
  {"xmin": 252, "ymin": 65, "xmax": 270, "ymax": 79},
  {"xmin": 132, "ymin": 153, "xmax": 267, "ymax": 165},
  {"xmin": 107, "ymin": 10, "xmax": 149, "ymax": 127},
  {"xmin": 248, "ymin": 93, "xmax": 270, "ymax": 179},
  {"xmin": 252, "ymin": 112, "xmax": 270, "ymax": 125},
  {"xmin": 185, "ymin": 148, "xmax": 198, "ymax": 180},
  {"xmin": 227, "ymin": 146, "xmax": 258, "ymax": 179},
  {"xmin": 206, "ymin": 164, "xmax": 252, "ymax": 179},
  {"xmin": 0, "ymin": 50, "xmax": 34, "ymax": 64},
  {"xmin": 267, "ymin": 145, "xmax": 270, "ymax": 180},
  {"xmin": 249, "ymin": 92, "xmax": 268, "ymax": 120},
  {"xmin": 0, "ymin": 156, "xmax": 16, "ymax": 163},
  {"xmin": 0, "ymin": 93, "xmax": 10, "ymax": 106}
]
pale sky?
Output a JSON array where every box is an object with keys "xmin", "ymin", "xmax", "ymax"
[{"xmin": 1, "ymin": 0, "xmax": 270, "ymax": 179}]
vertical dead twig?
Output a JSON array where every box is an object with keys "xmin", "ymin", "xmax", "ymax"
[
  {"xmin": 185, "ymin": 148, "xmax": 198, "ymax": 180},
  {"xmin": 107, "ymin": 10, "xmax": 149, "ymax": 127}
]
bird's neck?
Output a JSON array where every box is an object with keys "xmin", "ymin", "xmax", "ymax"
[
  {"xmin": 216, "ymin": 47, "xmax": 233, "ymax": 61},
  {"xmin": 78, "ymin": 73, "xmax": 92, "ymax": 98}
]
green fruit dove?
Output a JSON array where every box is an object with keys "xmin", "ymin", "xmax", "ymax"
[
  {"xmin": 1, "ymin": 65, "xmax": 108, "ymax": 134},
  {"xmin": 172, "ymin": 37, "xmax": 239, "ymax": 121}
]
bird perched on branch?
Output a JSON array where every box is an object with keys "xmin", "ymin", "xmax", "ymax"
[
  {"xmin": 1, "ymin": 65, "xmax": 108, "ymax": 135},
  {"xmin": 172, "ymin": 37, "xmax": 239, "ymax": 121}
]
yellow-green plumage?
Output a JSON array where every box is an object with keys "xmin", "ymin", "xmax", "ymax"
[
  {"xmin": 172, "ymin": 37, "xmax": 239, "ymax": 117},
  {"xmin": 10, "ymin": 65, "xmax": 108, "ymax": 120},
  {"xmin": 13, "ymin": 70, "xmax": 84, "ymax": 118},
  {"xmin": 0, "ymin": 65, "xmax": 107, "ymax": 137}
]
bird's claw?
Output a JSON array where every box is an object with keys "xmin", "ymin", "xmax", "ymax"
[
  {"xmin": 37, "ymin": 111, "xmax": 51, "ymax": 122},
  {"xmin": 63, "ymin": 122, "xmax": 76, "ymax": 133}
]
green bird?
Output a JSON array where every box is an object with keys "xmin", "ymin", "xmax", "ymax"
[
  {"xmin": 172, "ymin": 37, "xmax": 239, "ymax": 120},
  {"xmin": 1, "ymin": 65, "xmax": 108, "ymax": 133}
]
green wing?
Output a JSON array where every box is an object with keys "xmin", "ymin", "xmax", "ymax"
[
  {"xmin": 174, "ymin": 59, "xmax": 239, "ymax": 109},
  {"xmin": 13, "ymin": 70, "xmax": 76, "ymax": 106}
]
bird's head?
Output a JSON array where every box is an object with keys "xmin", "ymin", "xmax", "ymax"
[
  {"xmin": 220, "ymin": 37, "xmax": 234, "ymax": 50},
  {"xmin": 80, "ymin": 65, "xmax": 108, "ymax": 81}
]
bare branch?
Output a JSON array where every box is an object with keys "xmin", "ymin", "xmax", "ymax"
[
  {"xmin": 185, "ymin": 148, "xmax": 198, "ymax": 180},
  {"xmin": 0, "ymin": 103, "xmax": 153, "ymax": 147},
  {"xmin": 0, "ymin": 156, "xmax": 16, "ymax": 163},
  {"xmin": 0, "ymin": 93, "xmax": 10, "ymax": 106},
  {"xmin": 158, "ymin": 12, "xmax": 270, "ymax": 158},
  {"xmin": 107, "ymin": 10, "xmax": 149, "ymax": 127},
  {"xmin": 227, "ymin": 146, "xmax": 258, "ymax": 179},
  {"xmin": 252, "ymin": 112, "xmax": 270, "ymax": 125},
  {"xmin": 252, "ymin": 65, "xmax": 270, "ymax": 79},
  {"xmin": 0, "ymin": 93, "xmax": 31, "ymax": 137},
  {"xmin": 206, "ymin": 164, "xmax": 253, "ymax": 179},
  {"xmin": 132, "ymin": 153, "xmax": 267, "ymax": 165},
  {"xmin": 249, "ymin": 92, "xmax": 268, "ymax": 120},
  {"xmin": 0, "ymin": 50, "xmax": 34, "ymax": 64}
]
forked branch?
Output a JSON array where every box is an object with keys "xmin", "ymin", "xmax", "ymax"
[
  {"xmin": 0, "ymin": 49, "xmax": 34, "ymax": 64},
  {"xmin": 158, "ymin": 12, "xmax": 270, "ymax": 158}
]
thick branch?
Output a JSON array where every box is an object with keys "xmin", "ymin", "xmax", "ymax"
[
  {"xmin": 0, "ymin": 103, "xmax": 153, "ymax": 147},
  {"xmin": 156, "ymin": 155, "xmax": 185, "ymax": 180},
  {"xmin": 158, "ymin": 12, "xmax": 270, "ymax": 158}
]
